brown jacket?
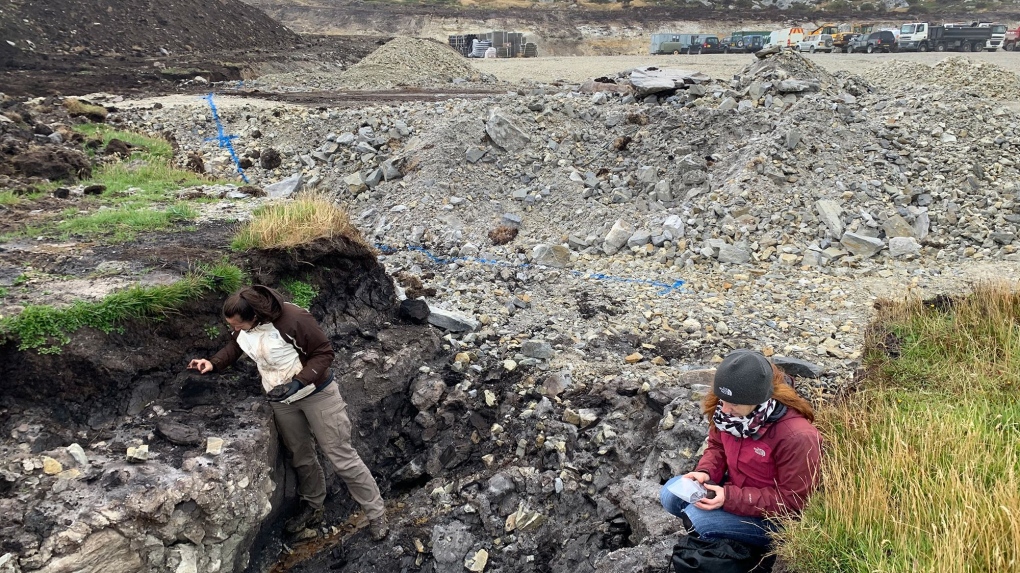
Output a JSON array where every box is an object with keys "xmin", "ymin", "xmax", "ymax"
[{"xmin": 209, "ymin": 286, "xmax": 334, "ymax": 387}]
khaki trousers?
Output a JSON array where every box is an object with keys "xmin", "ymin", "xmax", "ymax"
[{"xmin": 270, "ymin": 382, "xmax": 385, "ymax": 520}]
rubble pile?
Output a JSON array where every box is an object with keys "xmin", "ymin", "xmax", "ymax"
[
  {"xmin": 868, "ymin": 55, "xmax": 1020, "ymax": 100},
  {"xmin": 116, "ymin": 50, "xmax": 1020, "ymax": 388},
  {"xmin": 739, "ymin": 48, "xmax": 841, "ymax": 92},
  {"xmin": 336, "ymin": 37, "xmax": 485, "ymax": 90}
]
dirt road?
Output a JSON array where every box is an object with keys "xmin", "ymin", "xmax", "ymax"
[{"xmin": 471, "ymin": 50, "xmax": 1020, "ymax": 83}]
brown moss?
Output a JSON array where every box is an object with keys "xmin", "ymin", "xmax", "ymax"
[
  {"xmin": 488, "ymin": 224, "xmax": 518, "ymax": 246},
  {"xmin": 63, "ymin": 98, "xmax": 108, "ymax": 122}
]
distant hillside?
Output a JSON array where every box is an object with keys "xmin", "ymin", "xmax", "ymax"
[
  {"xmin": 0, "ymin": 0, "xmax": 300, "ymax": 57},
  {"xmin": 239, "ymin": 0, "xmax": 1020, "ymax": 55}
]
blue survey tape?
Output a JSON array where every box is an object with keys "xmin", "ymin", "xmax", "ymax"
[
  {"xmin": 377, "ymin": 243, "xmax": 685, "ymax": 295},
  {"xmin": 203, "ymin": 93, "xmax": 249, "ymax": 183}
]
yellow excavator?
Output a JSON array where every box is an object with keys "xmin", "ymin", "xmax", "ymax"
[
  {"xmin": 809, "ymin": 23, "xmax": 841, "ymax": 36},
  {"xmin": 831, "ymin": 23, "xmax": 875, "ymax": 51}
]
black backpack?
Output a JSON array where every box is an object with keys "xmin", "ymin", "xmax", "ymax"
[{"xmin": 670, "ymin": 535, "xmax": 773, "ymax": 573}]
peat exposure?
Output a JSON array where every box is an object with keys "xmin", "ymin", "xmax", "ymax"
[
  {"xmin": 0, "ymin": 0, "xmax": 381, "ymax": 97},
  {"xmin": 0, "ymin": 234, "xmax": 449, "ymax": 572}
]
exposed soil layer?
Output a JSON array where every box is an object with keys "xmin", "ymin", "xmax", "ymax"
[
  {"xmin": 0, "ymin": 0, "xmax": 298, "ymax": 55},
  {"xmin": 0, "ymin": 223, "xmax": 450, "ymax": 571},
  {"xmin": 0, "ymin": 35, "xmax": 386, "ymax": 98}
]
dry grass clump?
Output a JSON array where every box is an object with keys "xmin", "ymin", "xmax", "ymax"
[
  {"xmin": 777, "ymin": 282, "xmax": 1020, "ymax": 572},
  {"xmin": 63, "ymin": 98, "xmax": 108, "ymax": 122},
  {"xmin": 231, "ymin": 193, "xmax": 366, "ymax": 251},
  {"xmin": 488, "ymin": 224, "xmax": 518, "ymax": 246}
]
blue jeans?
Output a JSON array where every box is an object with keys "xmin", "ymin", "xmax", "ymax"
[{"xmin": 660, "ymin": 476, "xmax": 779, "ymax": 547}]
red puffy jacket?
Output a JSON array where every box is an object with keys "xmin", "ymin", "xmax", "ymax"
[{"xmin": 695, "ymin": 408, "xmax": 822, "ymax": 518}]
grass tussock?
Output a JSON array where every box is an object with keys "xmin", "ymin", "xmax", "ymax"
[
  {"xmin": 69, "ymin": 124, "xmax": 209, "ymax": 198},
  {"xmin": 63, "ymin": 98, "xmax": 108, "ymax": 122},
  {"xmin": 777, "ymin": 282, "xmax": 1020, "ymax": 573},
  {"xmin": 0, "ymin": 263, "xmax": 244, "ymax": 354},
  {"xmin": 231, "ymin": 193, "xmax": 366, "ymax": 251}
]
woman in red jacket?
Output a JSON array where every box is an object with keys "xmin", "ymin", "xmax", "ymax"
[{"xmin": 660, "ymin": 350, "xmax": 822, "ymax": 547}]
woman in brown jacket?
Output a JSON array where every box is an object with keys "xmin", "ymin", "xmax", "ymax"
[{"xmin": 188, "ymin": 285, "xmax": 389, "ymax": 540}]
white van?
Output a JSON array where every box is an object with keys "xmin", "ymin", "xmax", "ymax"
[
  {"xmin": 764, "ymin": 27, "xmax": 806, "ymax": 50},
  {"xmin": 798, "ymin": 33, "xmax": 834, "ymax": 53}
]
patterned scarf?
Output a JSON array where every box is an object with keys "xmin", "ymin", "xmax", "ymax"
[{"xmin": 712, "ymin": 399, "xmax": 786, "ymax": 439}]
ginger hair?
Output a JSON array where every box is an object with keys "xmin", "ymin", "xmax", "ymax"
[{"xmin": 702, "ymin": 364, "xmax": 815, "ymax": 422}]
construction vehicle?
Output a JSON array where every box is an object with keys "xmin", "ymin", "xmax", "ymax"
[
  {"xmin": 809, "ymin": 24, "xmax": 840, "ymax": 37},
  {"xmin": 1004, "ymin": 25, "xmax": 1020, "ymax": 50},
  {"xmin": 898, "ymin": 22, "xmax": 992, "ymax": 52},
  {"xmin": 967, "ymin": 22, "xmax": 1007, "ymax": 51},
  {"xmin": 832, "ymin": 23, "xmax": 875, "ymax": 50}
]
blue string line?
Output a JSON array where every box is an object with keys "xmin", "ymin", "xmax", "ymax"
[
  {"xmin": 377, "ymin": 243, "xmax": 685, "ymax": 295},
  {"xmin": 203, "ymin": 93, "xmax": 249, "ymax": 183}
]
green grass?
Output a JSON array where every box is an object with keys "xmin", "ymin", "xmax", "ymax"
[
  {"xmin": 67, "ymin": 125, "xmax": 209, "ymax": 198},
  {"xmin": 86, "ymin": 162, "xmax": 210, "ymax": 198},
  {"xmin": 0, "ymin": 190, "xmax": 47, "ymax": 206},
  {"xmin": 0, "ymin": 124, "xmax": 228, "ymax": 244},
  {"xmin": 281, "ymin": 278, "xmax": 318, "ymax": 309},
  {"xmin": 52, "ymin": 204, "xmax": 197, "ymax": 243},
  {"xmin": 74, "ymin": 124, "xmax": 173, "ymax": 160},
  {"xmin": 0, "ymin": 262, "xmax": 244, "ymax": 354},
  {"xmin": 777, "ymin": 283, "xmax": 1020, "ymax": 573},
  {"xmin": 15, "ymin": 203, "xmax": 198, "ymax": 243}
]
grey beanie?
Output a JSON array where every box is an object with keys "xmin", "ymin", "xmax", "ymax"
[{"xmin": 713, "ymin": 350, "xmax": 774, "ymax": 405}]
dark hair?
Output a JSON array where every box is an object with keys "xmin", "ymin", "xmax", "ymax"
[
  {"xmin": 223, "ymin": 292, "xmax": 257, "ymax": 322},
  {"xmin": 222, "ymin": 286, "xmax": 282, "ymax": 323}
]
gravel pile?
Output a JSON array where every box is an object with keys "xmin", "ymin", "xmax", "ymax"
[
  {"xmin": 336, "ymin": 37, "xmax": 483, "ymax": 89},
  {"xmin": 740, "ymin": 48, "xmax": 841, "ymax": 91},
  {"xmin": 122, "ymin": 50, "xmax": 1020, "ymax": 407},
  {"xmin": 870, "ymin": 55, "xmax": 1020, "ymax": 100}
]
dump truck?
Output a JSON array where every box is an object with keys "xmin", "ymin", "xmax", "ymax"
[
  {"xmin": 1004, "ymin": 25, "xmax": 1020, "ymax": 50},
  {"xmin": 973, "ymin": 22, "xmax": 1007, "ymax": 51},
  {"xmin": 897, "ymin": 22, "xmax": 991, "ymax": 52}
]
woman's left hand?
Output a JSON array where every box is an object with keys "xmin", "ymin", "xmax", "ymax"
[{"xmin": 695, "ymin": 483, "xmax": 725, "ymax": 510}]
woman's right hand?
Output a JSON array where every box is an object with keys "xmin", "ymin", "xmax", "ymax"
[
  {"xmin": 188, "ymin": 359, "xmax": 213, "ymax": 374},
  {"xmin": 683, "ymin": 471, "xmax": 710, "ymax": 484}
]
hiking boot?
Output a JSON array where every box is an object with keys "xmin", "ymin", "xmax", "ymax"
[
  {"xmin": 368, "ymin": 516, "xmax": 389, "ymax": 541},
  {"xmin": 284, "ymin": 503, "xmax": 323, "ymax": 534}
]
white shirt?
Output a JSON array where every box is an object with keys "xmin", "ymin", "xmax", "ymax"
[{"xmin": 236, "ymin": 322, "xmax": 304, "ymax": 393}]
